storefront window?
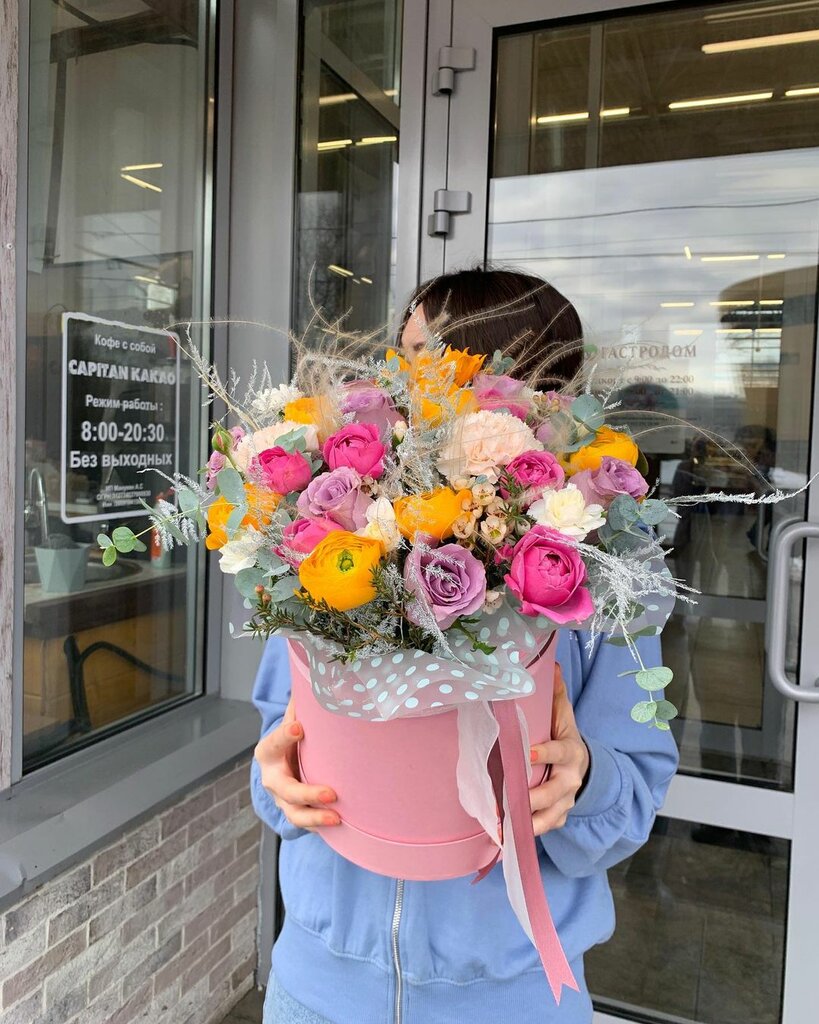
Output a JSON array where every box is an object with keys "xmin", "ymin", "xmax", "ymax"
[
  {"xmin": 295, "ymin": 0, "xmax": 402, "ymax": 340},
  {"xmin": 22, "ymin": 1, "xmax": 214, "ymax": 771}
]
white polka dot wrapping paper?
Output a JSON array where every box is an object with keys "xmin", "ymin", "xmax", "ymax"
[{"xmin": 280, "ymin": 602, "xmax": 556, "ymax": 721}]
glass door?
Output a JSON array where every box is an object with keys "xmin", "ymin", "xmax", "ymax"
[{"xmin": 416, "ymin": 2, "xmax": 819, "ymax": 1021}]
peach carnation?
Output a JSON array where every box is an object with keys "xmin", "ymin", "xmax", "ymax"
[{"xmin": 437, "ymin": 410, "xmax": 543, "ymax": 484}]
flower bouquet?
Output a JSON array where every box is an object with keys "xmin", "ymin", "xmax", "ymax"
[{"xmin": 100, "ymin": 326, "xmax": 803, "ymax": 1001}]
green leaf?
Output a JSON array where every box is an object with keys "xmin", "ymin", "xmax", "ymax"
[
  {"xmin": 102, "ymin": 545, "xmax": 118, "ymax": 566},
  {"xmin": 638, "ymin": 499, "xmax": 669, "ymax": 526},
  {"xmin": 655, "ymin": 699, "xmax": 678, "ymax": 722},
  {"xmin": 655, "ymin": 720, "xmax": 671, "ymax": 731},
  {"xmin": 273, "ymin": 427, "xmax": 309, "ymax": 454},
  {"xmin": 216, "ymin": 467, "xmax": 245, "ymax": 505},
  {"xmin": 607, "ymin": 495, "xmax": 641, "ymax": 532},
  {"xmin": 570, "ymin": 394, "xmax": 605, "ymax": 430},
  {"xmin": 97, "ymin": 533, "xmax": 113, "ymax": 549},
  {"xmin": 631, "ymin": 700, "xmax": 657, "ymax": 723},
  {"xmin": 236, "ymin": 567, "xmax": 267, "ymax": 600},
  {"xmin": 225, "ymin": 505, "xmax": 248, "ymax": 539},
  {"xmin": 269, "ymin": 576, "xmax": 300, "ymax": 603},
  {"xmin": 132, "ymin": 538, "xmax": 147, "ymax": 553},
  {"xmin": 605, "ymin": 636, "xmax": 630, "ymax": 647},
  {"xmin": 177, "ymin": 487, "xmax": 200, "ymax": 514},
  {"xmin": 635, "ymin": 666, "xmax": 674, "ymax": 691},
  {"xmin": 112, "ymin": 526, "xmax": 136, "ymax": 553},
  {"xmin": 636, "ymin": 449, "xmax": 649, "ymax": 477}
]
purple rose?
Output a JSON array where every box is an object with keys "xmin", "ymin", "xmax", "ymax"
[
  {"xmin": 404, "ymin": 543, "xmax": 486, "ymax": 630},
  {"xmin": 297, "ymin": 466, "xmax": 373, "ymax": 530},
  {"xmin": 205, "ymin": 426, "xmax": 246, "ymax": 490},
  {"xmin": 322, "ymin": 423, "xmax": 387, "ymax": 479},
  {"xmin": 340, "ymin": 382, "xmax": 402, "ymax": 436},
  {"xmin": 536, "ymin": 393, "xmax": 574, "ymax": 447},
  {"xmin": 251, "ymin": 446, "xmax": 313, "ymax": 494},
  {"xmin": 472, "ymin": 373, "xmax": 532, "ymax": 420},
  {"xmin": 276, "ymin": 517, "xmax": 343, "ymax": 567},
  {"xmin": 501, "ymin": 450, "xmax": 565, "ymax": 506},
  {"xmin": 505, "ymin": 526, "xmax": 593, "ymax": 624},
  {"xmin": 572, "ymin": 456, "xmax": 649, "ymax": 508}
]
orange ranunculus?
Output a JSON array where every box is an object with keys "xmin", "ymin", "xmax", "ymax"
[
  {"xmin": 415, "ymin": 387, "xmax": 477, "ymax": 427},
  {"xmin": 442, "ymin": 346, "xmax": 486, "ymax": 386},
  {"xmin": 205, "ymin": 486, "xmax": 279, "ymax": 550},
  {"xmin": 394, "ymin": 488, "xmax": 472, "ymax": 541},
  {"xmin": 564, "ymin": 426, "xmax": 640, "ymax": 476},
  {"xmin": 298, "ymin": 532, "xmax": 383, "ymax": 611},
  {"xmin": 284, "ymin": 394, "xmax": 338, "ymax": 442}
]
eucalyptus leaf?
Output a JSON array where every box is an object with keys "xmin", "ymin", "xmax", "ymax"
[
  {"xmin": 177, "ymin": 487, "xmax": 200, "ymax": 514},
  {"xmin": 236, "ymin": 567, "xmax": 266, "ymax": 599},
  {"xmin": 635, "ymin": 666, "xmax": 674, "ymax": 691},
  {"xmin": 570, "ymin": 394, "xmax": 605, "ymax": 430},
  {"xmin": 102, "ymin": 545, "xmax": 118, "ymax": 566},
  {"xmin": 97, "ymin": 533, "xmax": 112, "ymax": 549},
  {"xmin": 655, "ymin": 721, "xmax": 671, "ymax": 731},
  {"xmin": 607, "ymin": 495, "xmax": 641, "ymax": 532},
  {"xmin": 655, "ymin": 699, "xmax": 678, "ymax": 722},
  {"xmin": 226, "ymin": 505, "xmax": 248, "ymax": 539},
  {"xmin": 216, "ymin": 467, "xmax": 245, "ymax": 505},
  {"xmin": 638, "ymin": 499, "xmax": 670, "ymax": 526},
  {"xmin": 132, "ymin": 539, "xmax": 147, "ymax": 553},
  {"xmin": 111, "ymin": 526, "xmax": 136, "ymax": 553},
  {"xmin": 269, "ymin": 576, "xmax": 301, "ymax": 603},
  {"xmin": 630, "ymin": 700, "xmax": 657, "ymax": 724}
]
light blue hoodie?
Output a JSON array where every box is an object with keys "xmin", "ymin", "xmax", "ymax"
[{"xmin": 250, "ymin": 631, "xmax": 678, "ymax": 1024}]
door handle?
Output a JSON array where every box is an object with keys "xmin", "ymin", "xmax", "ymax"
[{"xmin": 766, "ymin": 520, "xmax": 819, "ymax": 702}]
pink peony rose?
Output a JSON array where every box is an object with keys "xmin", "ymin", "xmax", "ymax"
[
  {"xmin": 472, "ymin": 373, "xmax": 533, "ymax": 420},
  {"xmin": 276, "ymin": 517, "xmax": 343, "ymax": 567},
  {"xmin": 251, "ymin": 446, "xmax": 313, "ymax": 494},
  {"xmin": 572, "ymin": 456, "xmax": 649, "ymax": 508},
  {"xmin": 322, "ymin": 423, "xmax": 387, "ymax": 479},
  {"xmin": 205, "ymin": 426, "xmax": 245, "ymax": 490},
  {"xmin": 296, "ymin": 466, "xmax": 373, "ymax": 530},
  {"xmin": 505, "ymin": 525, "xmax": 593, "ymax": 624},
  {"xmin": 501, "ymin": 450, "xmax": 565, "ymax": 506}
]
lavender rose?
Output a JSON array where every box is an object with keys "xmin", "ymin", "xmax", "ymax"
[
  {"xmin": 296, "ymin": 466, "xmax": 372, "ymax": 531},
  {"xmin": 572, "ymin": 456, "xmax": 649, "ymax": 508},
  {"xmin": 472, "ymin": 373, "xmax": 533, "ymax": 420},
  {"xmin": 340, "ymin": 382, "xmax": 402, "ymax": 436},
  {"xmin": 404, "ymin": 543, "xmax": 487, "ymax": 630}
]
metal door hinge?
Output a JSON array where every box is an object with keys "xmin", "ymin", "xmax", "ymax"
[
  {"xmin": 427, "ymin": 189, "xmax": 472, "ymax": 237},
  {"xmin": 432, "ymin": 46, "xmax": 476, "ymax": 96}
]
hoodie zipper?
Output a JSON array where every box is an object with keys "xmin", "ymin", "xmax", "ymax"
[{"xmin": 391, "ymin": 879, "xmax": 405, "ymax": 1024}]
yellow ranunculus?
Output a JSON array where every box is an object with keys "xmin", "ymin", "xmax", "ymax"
[
  {"xmin": 415, "ymin": 387, "xmax": 477, "ymax": 427},
  {"xmin": 394, "ymin": 487, "xmax": 472, "ymax": 541},
  {"xmin": 205, "ymin": 486, "xmax": 278, "ymax": 550},
  {"xmin": 564, "ymin": 426, "xmax": 640, "ymax": 476},
  {"xmin": 442, "ymin": 346, "xmax": 486, "ymax": 386},
  {"xmin": 283, "ymin": 395, "xmax": 338, "ymax": 442},
  {"xmin": 298, "ymin": 532, "xmax": 383, "ymax": 611}
]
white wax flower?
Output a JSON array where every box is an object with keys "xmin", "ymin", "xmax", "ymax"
[
  {"xmin": 527, "ymin": 483, "xmax": 606, "ymax": 541},
  {"xmin": 249, "ymin": 383, "xmax": 303, "ymax": 421},
  {"xmin": 218, "ymin": 526, "xmax": 265, "ymax": 575},
  {"xmin": 437, "ymin": 410, "xmax": 542, "ymax": 484}
]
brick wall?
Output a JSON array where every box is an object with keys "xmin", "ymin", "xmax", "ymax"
[{"xmin": 0, "ymin": 757, "xmax": 261, "ymax": 1024}]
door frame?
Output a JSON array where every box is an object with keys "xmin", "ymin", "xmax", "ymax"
[{"xmin": 403, "ymin": 1, "xmax": 819, "ymax": 1020}]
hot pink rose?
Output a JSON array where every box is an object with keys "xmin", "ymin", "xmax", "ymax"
[
  {"xmin": 501, "ymin": 450, "xmax": 565, "ymax": 505},
  {"xmin": 276, "ymin": 517, "xmax": 343, "ymax": 567},
  {"xmin": 322, "ymin": 423, "xmax": 387, "ymax": 479},
  {"xmin": 472, "ymin": 373, "xmax": 532, "ymax": 420},
  {"xmin": 505, "ymin": 525, "xmax": 594, "ymax": 624},
  {"xmin": 251, "ymin": 446, "xmax": 313, "ymax": 494},
  {"xmin": 572, "ymin": 456, "xmax": 649, "ymax": 508}
]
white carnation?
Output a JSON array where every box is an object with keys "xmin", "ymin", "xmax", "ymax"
[
  {"xmin": 437, "ymin": 410, "xmax": 542, "ymax": 484},
  {"xmin": 249, "ymin": 383, "xmax": 303, "ymax": 421},
  {"xmin": 527, "ymin": 483, "xmax": 606, "ymax": 541},
  {"xmin": 218, "ymin": 526, "xmax": 265, "ymax": 575},
  {"xmin": 234, "ymin": 420, "xmax": 319, "ymax": 471}
]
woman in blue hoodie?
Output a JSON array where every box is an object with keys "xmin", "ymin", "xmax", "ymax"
[{"xmin": 251, "ymin": 270, "xmax": 679, "ymax": 1024}]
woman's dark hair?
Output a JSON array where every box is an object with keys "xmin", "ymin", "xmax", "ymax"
[{"xmin": 399, "ymin": 267, "xmax": 584, "ymax": 388}]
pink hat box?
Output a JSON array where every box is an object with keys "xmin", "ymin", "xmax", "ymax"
[{"xmin": 289, "ymin": 638, "xmax": 556, "ymax": 881}]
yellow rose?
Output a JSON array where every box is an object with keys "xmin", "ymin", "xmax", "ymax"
[
  {"xmin": 394, "ymin": 487, "xmax": 472, "ymax": 541},
  {"xmin": 298, "ymin": 532, "xmax": 383, "ymax": 611},
  {"xmin": 442, "ymin": 346, "xmax": 486, "ymax": 386},
  {"xmin": 205, "ymin": 487, "xmax": 277, "ymax": 550},
  {"xmin": 564, "ymin": 427, "xmax": 640, "ymax": 476}
]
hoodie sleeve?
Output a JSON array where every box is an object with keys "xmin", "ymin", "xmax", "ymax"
[
  {"xmin": 539, "ymin": 630, "xmax": 679, "ymax": 877},
  {"xmin": 249, "ymin": 637, "xmax": 308, "ymax": 841}
]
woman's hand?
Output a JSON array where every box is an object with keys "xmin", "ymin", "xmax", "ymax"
[
  {"xmin": 528, "ymin": 665, "xmax": 590, "ymax": 837},
  {"xmin": 254, "ymin": 697, "xmax": 341, "ymax": 832}
]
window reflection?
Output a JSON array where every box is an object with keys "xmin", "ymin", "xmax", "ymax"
[{"xmin": 23, "ymin": 0, "xmax": 212, "ymax": 770}]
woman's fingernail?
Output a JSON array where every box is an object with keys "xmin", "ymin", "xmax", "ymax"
[
  {"xmin": 323, "ymin": 814, "xmax": 340, "ymax": 826},
  {"xmin": 530, "ymin": 748, "xmax": 538, "ymax": 763},
  {"xmin": 319, "ymin": 790, "xmax": 336, "ymax": 804},
  {"xmin": 289, "ymin": 723, "xmax": 302, "ymax": 738}
]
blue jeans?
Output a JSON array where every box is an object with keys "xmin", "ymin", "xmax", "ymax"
[{"xmin": 263, "ymin": 972, "xmax": 335, "ymax": 1024}]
